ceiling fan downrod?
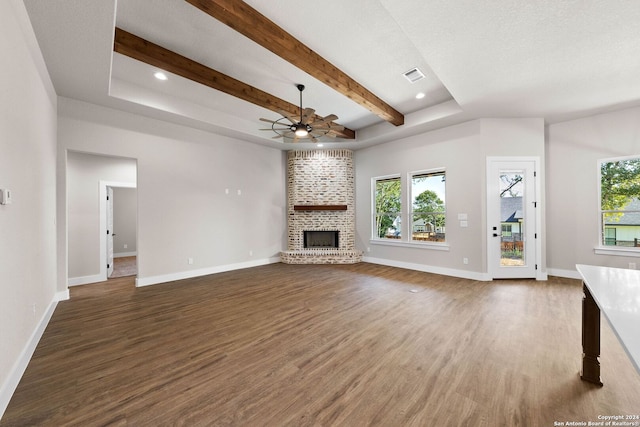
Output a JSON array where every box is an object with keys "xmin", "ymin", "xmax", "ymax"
[{"xmin": 294, "ymin": 84, "xmax": 309, "ymax": 137}]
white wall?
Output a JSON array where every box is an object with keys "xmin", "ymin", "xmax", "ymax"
[
  {"xmin": 57, "ymin": 98, "xmax": 286, "ymax": 287},
  {"xmin": 113, "ymin": 187, "xmax": 137, "ymax": 256},
  {"xmin": 66, "ymin": 152, "xmax": 136, "ymax": 282},
  {"xmin": 356, "ymin": 118, "xmax": 545, "ymax": 279},
  {"xmin": 0, "ymin": 0, "xmax": 59, "ymax": 417},
  {"xmin": 546, "ymin": 106, "xmax": 640, "ymax": 277}
]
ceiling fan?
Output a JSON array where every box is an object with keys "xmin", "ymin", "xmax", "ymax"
[{"xmin": 260, "ymin": 84, "xmax": 344, "ymax": 143}]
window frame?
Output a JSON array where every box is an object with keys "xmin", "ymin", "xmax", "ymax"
[
  {"xmin": 595, "ymin": 155, "xmax": 640, "ymax": 257},
  {"xmin": 370, "ymin": 171, "xmax": 449, "ymax": 251},
  {"xmin": 372, "ymin": 174, "xmax": 402, "ymax": 241},
  {"xmin": 408, "ymin": 169, "xmax": 447, "ymax": 245}
]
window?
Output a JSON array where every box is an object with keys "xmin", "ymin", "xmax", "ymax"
[
  {"xmin": 410, "ymin": 170, "xmax": 446, "ymax": 242},
  {"xmin": 599, "ymin": 157, "xmax": 640, "ymax": 247},
  {"xmin": 374, "ymin": 176, "xmax": 401, "ymax": 239}
]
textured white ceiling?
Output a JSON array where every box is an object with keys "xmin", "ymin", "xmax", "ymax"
[{"xmin": 22, "ymin": 0, "xmax": 640, "ymax": 149}]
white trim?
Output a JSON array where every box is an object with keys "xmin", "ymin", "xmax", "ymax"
[
  {"xmin": 407, "ymin": 168, "xmax": 447, "ymax": 245},
  {"xmin": 371, "ymin": 174, "xmax": 402, "ymax": 240},
  {"xmin": 547, "ymin": 267, "xmax": 581, "ymax": 280},
  {"xmin": 56, "ymin": 290, "xmax": 70, "ymax": 301},
  {"xmin": 363, "ymin": 256, "xmax": 491, "ymax": 281},
  {"xmin": 99, "ymin": 181, "xmax": 136, "ymax": 283},
  {"xmin": 68, "ymin": 273, "xmax": 104, "ymax": 286},
  {"xmin": 485, "ymin": 156, "xmax": 543, "ymax": 280},
  {"xmin": 135, "ymin": 257, "xmax": 281, "ymax": 287},
  {"xmin": 369, "ymin": 239, "xmax": 450, "ymax": 251},
  {"xmin": 594, "ymin": 246, "xmax": 640, "ymax": 257},
  {"xmin": 0, "ymin": 297, "xmax": 58, "ymax": 419},
  {"xmin": 114, "ymin": 251, "xmax": 137, "ymax": 258}
]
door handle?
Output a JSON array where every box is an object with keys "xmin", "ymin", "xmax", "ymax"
[{"xmin": 492, "ymin": 233, "xmax": 502, "ymax": 237}]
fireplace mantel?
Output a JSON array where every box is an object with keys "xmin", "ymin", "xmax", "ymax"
[{"xmin": 293, "ymin": 205, "xmax": 347, "ymax": 211}]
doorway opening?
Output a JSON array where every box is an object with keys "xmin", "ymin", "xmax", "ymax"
[{"xmin": 101, "ymin": 181, "xmax": 137, "ymax": 281}]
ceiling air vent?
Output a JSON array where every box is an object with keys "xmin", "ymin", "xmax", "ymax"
[{"xmin": 403, "ymin": 67, "xmax": 425, "ymax": 83}]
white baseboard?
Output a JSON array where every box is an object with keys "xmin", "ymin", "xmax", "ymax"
[
  {"xmin": 135, "ymin": 256, "xmax": 281, "ymax": 287},
  {"xmin": 0, "ymin": 297, "xmax": 58, "ymax": 419},
  {"xmin": 114, "ymin": 252, "xmax": 137, "ymax": 258},
  {"xmin": 547, "ymin": 267, "xmax": 581, "ymax": 279},
  {"xmin": 362, "ymin": 256, "xmax": 492, "ymax": 281},
  {"xmin": 68, "ymin": 273, "xmax": 104, "ymax": 286},
  {"xmin": 56, "ymin": 289, "xmax": 70, "ymax": 301}
]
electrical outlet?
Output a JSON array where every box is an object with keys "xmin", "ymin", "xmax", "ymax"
[
  {"xmin": 249, "ymin": 250, "xmax": 253, "ymax": 256},
  {"xmin": 0, "ymin": 188, "xmax": 12, "ymax": 205},
  {"xmin": 188, "ymin": 257, "xmax": 194, "ymax": 265},
  {"xmin": 124, "ymin": 244, "xmax": 128, "ymax": 249},
  {"xmin": 463, "ymin": 257, "xmax": 469, "ymax": 265}
]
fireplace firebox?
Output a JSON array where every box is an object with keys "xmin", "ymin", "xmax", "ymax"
[{"xmin": 304, "ymin": 231, "xmax": 339, "ymax": 249}]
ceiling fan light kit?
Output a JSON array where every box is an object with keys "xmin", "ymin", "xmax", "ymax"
[{"xmin": 260, "ymin": 84, "xmax": 343, "ymax": 143}]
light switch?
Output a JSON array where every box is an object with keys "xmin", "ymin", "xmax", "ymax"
[
  {"xmin": 457, "ymin": 213, "xmax": 468, "ymax": 220},
  {"xmin": 460, "ymin": 220, "xmax": 468, "ymax": 228}
]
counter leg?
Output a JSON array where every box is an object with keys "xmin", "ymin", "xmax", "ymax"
[{"xmin": 580, "ymin": 283, "xmax": 603, "ymax": 386}]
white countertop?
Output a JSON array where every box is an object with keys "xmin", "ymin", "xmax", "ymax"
[{"xmin": 576, "ymin": 264, "xmax": 640, "ymax": 375}]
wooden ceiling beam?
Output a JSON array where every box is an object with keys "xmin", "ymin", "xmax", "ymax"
[
  {"xmin": 113, "ymin": 28, "xmax": 355, "ymax": 139},
  {"xmin": 185, "ymin": 0, "xmax": 405, "ymax": 127}
]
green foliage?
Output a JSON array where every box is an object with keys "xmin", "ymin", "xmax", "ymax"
[
  {"xmin": 375, "ymin": 179, "xmax": 401, "ymax": 238},
  {"xmin": 601, "ymin": 159, "xmax": 640, "ymax": 212},
  {"xmin": 413, "ymin": 189, "xmax": 445, "ymax": 228}
]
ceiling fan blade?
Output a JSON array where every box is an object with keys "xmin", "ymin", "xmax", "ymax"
[
  {"xmin": 271, "ymin": 134, "xmax": 284, "ymax": 139},
  {"xmin": 311, "ymin": 114, "xmax": 338, "ymax": 125},
  {"xmin": 277, "ymin": 110, "xmax": 298, "ymax": 125},
  {"xmin": 301, "ymin": 108, "xmax": 315, "ymax": 125},
  {"xmin": 260, "ymin": 128, "xmax": 290, "ymax": 131},
  {"xmin": 259, "ymin": 117, "xmax": 281, "ymax": 124}
]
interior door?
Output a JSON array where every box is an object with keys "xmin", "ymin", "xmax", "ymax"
[
  {"xmin": 487, "ymin": 159, "xmax": 538, "ymax": 279},
  {"xmin": 107, "ymin": 186, "xmax": 114, "ymax": 278}
]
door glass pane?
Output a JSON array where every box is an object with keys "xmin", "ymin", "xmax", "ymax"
[{"xmin": 499, "ymin": 171, "xmax": 525, "ymax": 266}]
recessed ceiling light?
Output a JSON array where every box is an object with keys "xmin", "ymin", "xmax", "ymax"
[
  {"xmin": 416, "ymin": 92, "xmax": 426, "ymax": 99},
  {"xmin": 154, "ymin": 71, "xmax": 168, "ymax": 81}
]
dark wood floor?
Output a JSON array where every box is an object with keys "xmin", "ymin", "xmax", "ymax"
[{"xmin": 2, "ymin": 263, "xmax": 639, "ymax": 426}]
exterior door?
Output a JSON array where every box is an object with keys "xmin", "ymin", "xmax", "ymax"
[
  {"xmin": 107, "ymin": 186, "xmax": 114, "ymax": 278},
  {"xmin": 487, "ymin": 158, "xmax": 538, "ymax": 279}
]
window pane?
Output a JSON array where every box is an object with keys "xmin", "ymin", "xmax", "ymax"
[
  {"xmin": 411, "ymin": 171, "xmax": 445, "ymax": 242},
  {"xmin": 600, "ymin": 158, "xmax": 640, "ymax": 247},
  {"xmin": 499, "ymin": 172, "xmax": 524, "ymax": 266},
  {"xmin": 374, "ymin": 177, "xmax": 401, "ymax": 239}
]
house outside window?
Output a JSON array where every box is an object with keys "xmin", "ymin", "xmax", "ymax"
[
  {"xmin": 600, "ymin": 156, "xmax": 640, "ymax": 247},
  {"xmin": 373, "ymin": 176, "xmax": 401, "ymax": 239}
]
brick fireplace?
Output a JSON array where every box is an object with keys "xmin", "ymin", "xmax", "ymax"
[{"xmin": 280, "ymin": 149, "xmax": 362, "ymax": 264}]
